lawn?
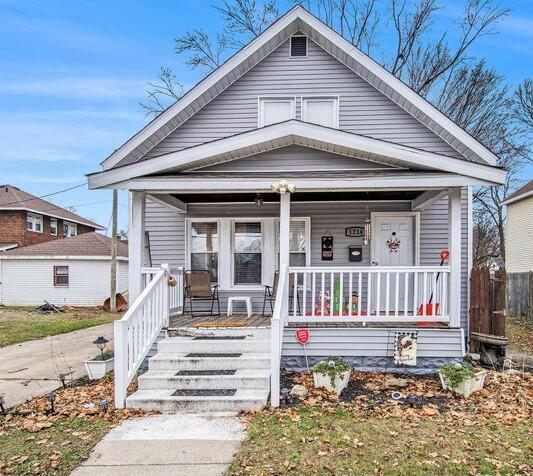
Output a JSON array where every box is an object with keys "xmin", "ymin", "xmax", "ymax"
[
  {"xmin": 0, "ymin": 306, "xmax": 120, "ymax": 347},
  {"xmin": 507, "ymin": 317, "xmax": 533, "ymax": 355},
  {"xmin": 230, "ymin": 371, "xmax": 533, "ymax": 476}
]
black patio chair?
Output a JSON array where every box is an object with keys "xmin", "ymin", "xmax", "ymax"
[
  {"xmin": 262, "ymin": 270, "xmax": 301, "ymax": 317},
  {"xmin": 184, "ymin": 270, "xmax": 221, "ymax": 318}
]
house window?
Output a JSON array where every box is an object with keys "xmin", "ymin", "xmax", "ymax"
[
  {"xmin": 53, "ymin": 266, "xmax": 69, "ymax": 287},
  {"xmin": 302, "ymin": 97, "xmax": 339, "ymax": 128},
  {"xmin": 258, "ymin": 97, "xmax": 295, "ymax": 127},
  {"xmin": 233, "ymin": 222, "xmax": 262, "ymax": 285},
  {"xmin": 290, "ymin": 35, "xmax": 307, "ymax": 57},
  {"xmin": 277, "ymin": 219, "xmax": 310, "ymax": 267},
  {"xmin": 190, "ymin": 221, "xmax": 219, "ymax": 283},
  {"xmin": 27, "ymin": 213, "xmax": 43, "ymax": 233},
  {"xmin": 50, "ymin": 218, "xmax": 57, "ymax": 236},
  {"xmin": 63, "ymin": 221, "xmax": 77, "ymax": 237}
]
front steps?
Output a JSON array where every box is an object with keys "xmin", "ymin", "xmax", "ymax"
[{"xmin": 126, "ymin": 327, "xmax": 271, "ymax": 413}]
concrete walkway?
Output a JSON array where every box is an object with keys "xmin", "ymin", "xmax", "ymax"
[
  {"xmin": 71, "ymin": 413, "xmax": 245, "ymax": 476},
  {"xmin": 0, "ymin": 323, "xmax": 113, "ymax": 409}
]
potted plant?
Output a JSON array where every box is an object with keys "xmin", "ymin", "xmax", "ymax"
[
  {"xmin": 438, "ymin": 362, "xmax": 487, "ymax": 398},
  {"xmin": 84, "ymin": 336, "xmax": 114, "ymax": 380},
  {"xmin": 312, "ymin": 356, "xmax": 351, "ymax": 395}
]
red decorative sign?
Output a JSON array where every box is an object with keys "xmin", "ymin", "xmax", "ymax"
[{"xmin": 295, "ymin": 328, "xmax": 310, "ymax": 345}]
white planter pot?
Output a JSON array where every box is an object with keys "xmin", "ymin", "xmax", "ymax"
[
  {"xmin": 439, "ymin": 369, "xmax": 487, "ymax": 398},
  {"xmin": 313, "ymin": 370, "xmax": 351, "ymax": 395},
  {"xmin": 84, "ymin": 357, "xmax": 114, "ymax": 380}
]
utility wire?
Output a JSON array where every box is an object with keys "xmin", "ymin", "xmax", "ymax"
[{"xmin": 0, "ymin": 183, "xmax": 86, "ymax": 206}]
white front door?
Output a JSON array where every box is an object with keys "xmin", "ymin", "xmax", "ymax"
[{"xmin": 372, "ymin": 215, "xmax": 416, "ymax": 312}]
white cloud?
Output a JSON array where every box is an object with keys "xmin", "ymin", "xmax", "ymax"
[{"xmin": 0, "ymin": 78, "xmax": 148, "ymax": 99}]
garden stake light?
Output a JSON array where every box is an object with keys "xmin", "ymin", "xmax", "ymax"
[
  {"xmin": 93, "ymin": 336, "xmax": 109, "ymax": 360},
  {"xmin": 58, "ymin": 373, "xmax": 66, "ymax": 389},
  {"xmin": 281, "ymin": 388, "xmax": 289, "ymax": 403},
  {"xmin": 0, "ymin": 394, "xmax": 6, "ymax": 415},
  {"xmin": 47, "ymin": 392, "xmax": 56, "ymax": 414},
  {"xmin": 100, "ymin": 400, "xmax": 109, "ymax": 413}
]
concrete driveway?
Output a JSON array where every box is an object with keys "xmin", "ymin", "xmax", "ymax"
[{"xmin": 0, "ymin": 322, "xmax": 113, "ymax": 409}]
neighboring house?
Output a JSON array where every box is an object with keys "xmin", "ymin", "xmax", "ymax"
[
  {"xmin": 0, "ymin": 232, "xmax": 128, "ymax": 306},
  {"xmin": 502, "ymin": 180, "xmax": 533, "ymax": 273},
  {"xmin": 88, "ymin": 7, "xmax": 506, "ymax": 410},
  {"xmin": 0, "ymin": 184, "xmax": 104, "ymax": 251},
  {"xmin": 502, "ymin": 180, "xmax": 533, "ymax": 319}
]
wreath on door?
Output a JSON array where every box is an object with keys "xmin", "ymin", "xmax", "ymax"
[{"xmin": 387, "ymin": 232, "xmax": 401, "ymax": 253}]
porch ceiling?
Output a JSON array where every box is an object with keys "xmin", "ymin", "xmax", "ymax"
[{"xmin": 171, "ymin": 190, "xmax": 422, "ymax": 203}]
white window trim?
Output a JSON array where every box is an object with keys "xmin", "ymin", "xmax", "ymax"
[
  {"xmin": 257, "ymin": 96, "xmax": 296, "ymax": 127},
  {"xmin": 301, "ymin": 96, "xmax": 340, "ymax": 128},
  {"xmin": 275, "ymin": 217, "xmax": 311, "ymax": 267},
  {"xmin": 50, "ymin": 218, "xmax": 58, "ymax": 236},
  {"xmin": 63, "ymin": 221, "xmax": 77, "ymax": 237},
  {"xmin": 26, "ymin": 212, "xmax": 43, "ymax": 233},
  {"xmin": 231, "ymin": 219, "xmax": 265, "ymax": 289},
  {"xmin": 53, "ymin": 265, "xmax": 69, "ymax": 287},
  {"xmin": 288, "ymin": 34, "xmax": 308, "ymax": 58}
]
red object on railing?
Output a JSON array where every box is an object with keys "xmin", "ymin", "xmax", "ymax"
[{"xmin": 440, "ymin": 249, "xmax": 449, "ymax": 261}]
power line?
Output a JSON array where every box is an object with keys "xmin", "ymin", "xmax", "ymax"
[{"xmin": 0, "ymin": 183, "xmax": 87, "ymax": 206}]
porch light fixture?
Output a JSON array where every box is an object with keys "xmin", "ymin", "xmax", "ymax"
[
  {"xmin": 254, "ymin": 193, "xmax": 264, "ymax": 207},
  {"xmin": 271, "ymin": 179, "xmax": 296, "ymax": 194}
]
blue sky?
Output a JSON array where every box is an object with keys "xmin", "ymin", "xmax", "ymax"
[{"xmin": 0, "ymin": 0, "xmax": 531, "ymax": 231}]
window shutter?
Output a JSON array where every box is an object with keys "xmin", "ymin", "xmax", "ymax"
[{"xmin": 290, "ymin": 36, "xmax": 307, "ymax": 57}]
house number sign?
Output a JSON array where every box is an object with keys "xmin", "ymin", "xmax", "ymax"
[{"xmin": 345, "ymin": 226, "xmax": 365, "ymax": 238}]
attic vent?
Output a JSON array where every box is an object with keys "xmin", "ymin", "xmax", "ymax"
[{"xmin": 290, "ymin": 36, "xmax": 307, "ymax": 57}]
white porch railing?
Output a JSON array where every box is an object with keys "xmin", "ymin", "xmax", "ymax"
[
  {"xmin": 142, "ymin": 266, "xmax": 184, "ymax": 315},
  {"xmin": 288, "ymin": 266, "xmax": 450, "ymax": 323},
  {"xmin": 114, "ymin": 264, "xmax": 170, "ymax": 408},
  {"xmin": 270, "ymin": 263, "xmax": 288, "ymax": 408}
]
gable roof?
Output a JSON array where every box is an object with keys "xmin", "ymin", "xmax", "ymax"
[
  {"xmin": 0, "ymin": 232, "xmax": 128, "ymax": 258},
  {"xmin": 100, "ymin": 5, "xmax": 498, "ymax": 171},
  {"xmin": 0, "ymin": 185, "xmax": 104, "ymax": 229},
  {"xmin": 502, "ymin": 180, "xmax": 533, "ymax": 205},
  {"xmin": 88, "ymin": 120, "xmax": 506, "ymax": 189}
]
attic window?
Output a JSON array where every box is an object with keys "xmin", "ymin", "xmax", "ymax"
[{"xmin": 290, "ymin": 36, "xmax": 307, "ymax": 57}]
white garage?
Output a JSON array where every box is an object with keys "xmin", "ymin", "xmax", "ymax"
[{"xmin": 0, "ymin": 232, "xmax": 128, "ymax": 306}]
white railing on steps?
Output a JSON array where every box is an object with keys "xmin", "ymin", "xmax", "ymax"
[
  {"xmin": 270, "ymin": 263, "xmax": 288, "ymax": 408},
  {"xmin": 115, "ymin": 264, "xmax": 170, "ymax": 408},
  {"xmin": 142, "ymin": 266, "xmax": 184, "ymax": 315}
]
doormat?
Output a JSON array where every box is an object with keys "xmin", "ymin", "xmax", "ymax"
[
  {"xmin": 171, "ymin": 388, "xmax": 237, "ymax": 397},
  {"xmin": 186, "ymin": 353, "xmax": 242, "ymax": 358},
  {"xmin": 192, "ymin": 336, "xmax": 246, "ymax": 340},
  {"xmin": 176, "ymin": 370, "xmax": 237, "ymax": 376},
  {"xmin": 192, "ymin": 321, "xmax": 247, "ymax": 328}
]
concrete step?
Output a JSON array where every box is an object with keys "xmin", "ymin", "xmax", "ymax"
[
  {"xmin": 148, "ymin": 352, "xmax": 271, "ymax": 371},
  {"xmin": 137, "ymin": 369, "xmax": 270, "ymax": 390},
  {"xmin": 126, "ymin": 388, "xmax": 269, "ymax": 413},
  {"xmin": 157, "ymin": 337, "xmax": 270, "ymax": 354},
  {"xmin": 169, "ymin": 327, "xmax": 271, "ymax": 339}
]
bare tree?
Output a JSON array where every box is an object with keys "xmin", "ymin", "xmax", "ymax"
[
  {"xmin": 514, "ymin": 79, "xmax": 533, "ymax": 129},
  {"xmin": 140, "ymin": 67, "xmax": 184, "ymax": 117}
]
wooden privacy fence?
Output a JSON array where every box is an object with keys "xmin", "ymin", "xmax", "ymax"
[
  {"xmin": 507, "ymin": 272, "xmax": 533, "ymax": 322},
  {"xmin": 469, "ymin": 267, "xmax": 506, "ymax": 352}
]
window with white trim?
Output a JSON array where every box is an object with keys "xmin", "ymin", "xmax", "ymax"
[
  {"xmin": 63, "ymin": 221, "xmax": 77, "ymax": 237},
  {"xmin": 53, "ymin": 266, "xmax": 69, "ymax": 287},
  {"xmin": 258, "ymin": 97, "xmax": 295, "ymax": 127},
  {"xmin": 277, "ymin": 219, "xmax": 310, "ymax": 267},
  {"xmin": 27, "ymin": 212, "xmax": 43, "ymax": 233},
  {"xmin": 190, "ymin": 221, "xmax": 219, "ymax": 283},
  {"xmin": 233, "ymin": 222, "xmax": 262, "ymax": 285},
  {"xmin": 50, "ymin": 218, "xmax": 57, "ymax": 236},
  {"xmin": 302, "ymin": 97, "xmax": 339, "ymax": 128}
]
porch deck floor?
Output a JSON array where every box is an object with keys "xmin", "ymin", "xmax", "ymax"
[{"xmin": 169, "ymin": 314, "xmax": 449, "ymax": 329}]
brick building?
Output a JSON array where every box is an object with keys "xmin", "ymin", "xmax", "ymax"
[{"xmin": 0, "ymin": 185, "xmax": 103, "ymax": 250}]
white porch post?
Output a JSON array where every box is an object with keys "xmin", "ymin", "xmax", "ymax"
[
  {"xmin": 448, "ymin": 187, "xmax": 462, "ymax": 328},
  {"xmin": 279, "ymin": 192, "xmax": 291, "ymax": 319},
  {"xmin": 128, "ymin": 191, "xmax": 146, "ymax": 303}
]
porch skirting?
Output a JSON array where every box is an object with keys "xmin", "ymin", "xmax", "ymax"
[{"xmin": 281, "ymin": 327, "xmax": 464, "ymax": 374}]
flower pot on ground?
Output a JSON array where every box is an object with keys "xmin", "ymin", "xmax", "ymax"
[
  {"xmin": 84, "ymin": 352, "xmax": 114, "ymax": 380},
  {"xmin": 312, "ymin": 357, "xmax": 351, "ymax": 395},
  {"xmin": 438, "ymin": 362, "xmax": 487, "ymax": 398}
]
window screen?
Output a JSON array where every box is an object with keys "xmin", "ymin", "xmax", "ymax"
[
  {"xmin": 261, "ymin": 99, "xmax": 293, "ymax": 126},
  {"xmin": 191, "ymin": 222, "xmax": 218, "ymax": 282},
  {"xmin": 53, "ymin": 266, "xmax": 69, "ymax": 286},
  {"xmin": 303, "ymin": 98, "xmax": 337, "ymax": 128},
  {"xmin": 290, "ymin": 36, "xmax": 307, "ymax": 57},
  {"xmin": 234, "ymin": 222, "xmax": 262, "ymax": 285}
]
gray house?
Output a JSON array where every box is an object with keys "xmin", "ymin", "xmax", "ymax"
[{"xmin": 88, "ymin": 7, "xmax": 505, "ymax": 411}]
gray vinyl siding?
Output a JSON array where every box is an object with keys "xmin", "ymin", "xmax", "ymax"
[
  {"xmin": 193, "ymin": 145, "xmax": 396, "ymax": 172},
  {"xmin": 145, "ymin": 190, "xmax": 469, "ymax": 328},
  {"xmin": 140, "ymin": 38, "xmax": 461, "ymax": 163}
]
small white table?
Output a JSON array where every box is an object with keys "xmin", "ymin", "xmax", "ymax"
[{"xmin": 227, "ymin": 296, "xmax": 252, "ymax": 317}]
